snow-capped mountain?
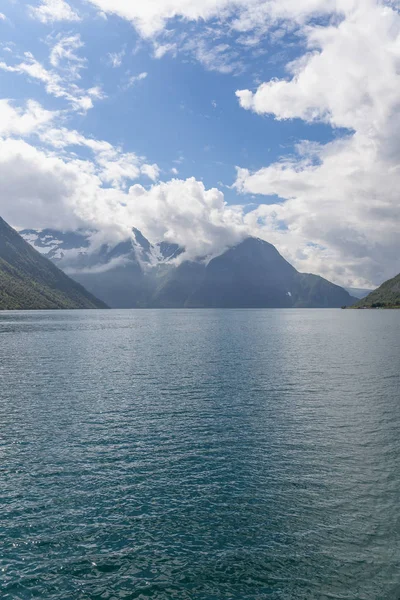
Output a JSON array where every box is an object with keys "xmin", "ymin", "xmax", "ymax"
[
  {"xmin": 20, "ymin": 227, "xmax": 184, "ymax": 308},
  {"xmin": 20, "ymin": 227, "xmax": 182, "ymax": 270},
  {"xmin": 20, "ymin": 228, "xmax": 357, "ymax": 309}
]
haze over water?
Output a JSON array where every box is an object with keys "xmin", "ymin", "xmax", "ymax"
[{"xmin": 1, "ymin": 309, "xmax": 400, "ymax": 600}]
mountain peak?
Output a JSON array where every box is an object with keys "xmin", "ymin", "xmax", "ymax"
[{"xmin": 132, "ymin": 228, "xmax": 152, "ymax": 253}]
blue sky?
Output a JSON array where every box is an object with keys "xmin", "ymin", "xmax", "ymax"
[
  {"xmin": 1, "ymin": 1, "xmax": 337, "ymax": 197},
  {"xmin": 0, "ymin": 0, "xmax": 399, "ymax": 287}
]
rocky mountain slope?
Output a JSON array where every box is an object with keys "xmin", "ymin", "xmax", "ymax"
[{"xmin": 0, "ymin": 218, "xmax": 107, "ymax": 310}]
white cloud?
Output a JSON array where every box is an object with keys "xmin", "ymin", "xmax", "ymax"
[
  {"xmin": 141, "ymin": 163, "xmax": 160, "ymax": 181},
  {"xmin": 236, "ymin": 3, "xmax": 399, "ymax": 132},
  {"xmin": 124, "ymin": 71, "xmax": 148, "ymax": 89},
  {"xmin": 184, "ymin": 38, "xmax": 244, "ymax": 74},
  {"xmin": 235, "ymin": 0, "xmax": 400, "ymax": 286},
  {"xmin": 107, "ymin": 50, "xmax": 125, "ymax": 68},
  {"xmin": 127, "ymin": 179, "xmax": 248, "ymax": 260},
  {"xmin": 83, "ymin": 0, "xmax": 364, "ymax": 39},
  {"xmin": 0, "ymin": 49, "xmax": 102, "ymax": 112},
  {"xmin": 81, "ymin": 0, "xmax": 399, "ymax": 81},
  {"xmin": 85, "ymin": 0, "xmax": 237, "ymax": 37},
  {"xmin": 0, "ymin": 99, "xmax": 56, "ymax": 136},
  {"xmin": 153, "ymin": 42, "xmax": 177, "ymax": 59},
  {"xmin": 0, "ymin": 137, "xmax": 95, "ymax": 231},
  {"xmin": 29, "ymin": 0, "xmax": 80, "ymax": 23},
  {"xmin": 0, "ymin": 98, "xmax": 160, "ymax": 191},
  {"xmin": 0, "ymin": 13, "xmax": 6, "ymax": 21},
  {"xmin": 0, "ymin": 99, "xmax": 244, "ymax": 262},
  {"xmin": 0, "ymin": 134, "xmax": 246, "ymax": 259},
  {"xmin": 80, "ymin": 0, "xmax": 351, "ymax": 75},
  {"xmin": 38, "ymin": 128, "xmax": 159, "ymax": 188},
  {"xmin": 49, "ymin": 34, "xmax": 86, "ymax": 77}
]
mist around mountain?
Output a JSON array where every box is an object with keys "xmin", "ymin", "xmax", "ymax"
[
  {"xmin": 0, "ymin": 218, "xmax": 107, "ymax": 310},
  {"xmin": 352, "ymin": 273, "xmax": 400, "ymax": 308},
  {"xmin": 21, "ymin": 228, "xmax": 357, "ymax": 309}
]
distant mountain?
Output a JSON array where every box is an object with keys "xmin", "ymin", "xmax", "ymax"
[
  {"xmin": 151, "ymin": 238, "xmax": 357, "ymax": 308},
  {"xmin": 352, "ymin": 273, "xmax": 400, "ymax": 308},
  {"xmin": 20, "ymin": 227, "xmax": 182, "ymax": 308},
  {"xmin": 345, "ymin": 287, "xmax": 375, "ymax": 300},
  {"xmin": 0, "ymin": 218, "xmax": 107, "ymax": 310},
  {"xmin": 21, "ymin": 228, "xmax": 357, "ymax": 309}
]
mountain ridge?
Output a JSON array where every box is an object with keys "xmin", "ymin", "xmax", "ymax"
[{"xmin": 20, "ymin": 228, "xmax": 357, "ymax": 309}]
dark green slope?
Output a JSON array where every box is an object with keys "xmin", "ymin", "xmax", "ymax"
[
  {"xmin": 352, "ymin": 273, "xmax": 400, "ymax": 308},
  {"xmin": 0, "ymin": 217, "xmax": 107, "ymax": 310}
]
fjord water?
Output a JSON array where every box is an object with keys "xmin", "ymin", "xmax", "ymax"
[{"xmin": 1, "ymin": 310, "xmax": 399, "ymax": 600}]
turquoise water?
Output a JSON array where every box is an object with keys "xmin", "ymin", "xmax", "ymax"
[{"xmin": 1, "ymin": 309, "xmax": 400, "ymax": 600}]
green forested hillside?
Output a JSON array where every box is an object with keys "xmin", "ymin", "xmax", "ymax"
[
  {"xmin": 352, "ymin": 273, "xmax": 400, "ymax": 308},
  {"xmin": 0, "ymin": 217, "xmax": 107, "ymax": 310}
]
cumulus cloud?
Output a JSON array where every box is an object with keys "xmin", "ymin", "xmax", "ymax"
[
  {"xmin": 140, "ymin": 163, "xmax": 160, "ymax": 182},
  {"xmin": 0, "ymin": 98, "xmax": 246, "ymax": 261},
  {"xmin": 0, "ymin": 136, "xmax": 247, "ymax": 260},
  {"xmin": 0, "ymin": 137, "xmax": 94, "ymax": 231},
  {"xmin": 29, "ymin": 0, "xmax": 80, "ymax": 23},
  {"xmin": 234, "ymin": 0, "xmax": 400, "ymax": 286},
  {"xmin": 0, "ymin": 99, "xmax": 163, "ymax": 228},
  {"xmin": 0, "ymin": 99, "xmax": 56, "ymax": 136},
  {"xmin": 128, "ymin": 179, "xmax": 248, "ymax": 260},
  {"xmin": 37, "ymin": 126, "xmax": 161, "ymax": 188}
]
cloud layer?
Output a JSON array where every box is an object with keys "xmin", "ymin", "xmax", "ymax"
[{"xmin": 1, "ymin": 0, "xmax": 399, "ymax": 287}]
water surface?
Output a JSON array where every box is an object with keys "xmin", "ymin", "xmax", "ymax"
[{"xmin": 1, "ymin": 309, "xmax": 399, "ymax": 599}]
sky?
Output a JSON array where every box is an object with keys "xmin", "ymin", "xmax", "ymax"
[{"xmin": 0, "ymin": 0, "xmax": 399, "ymax": 287}]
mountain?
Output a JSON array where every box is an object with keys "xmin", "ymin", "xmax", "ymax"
[
  {"xmin": 20, "ymin": 227, "xmax": 181, "ymax": 308},
  {"xmin": 21, "ymin": 228, "xmax": 356, "ymax": 309},
  {"xmin": 151, "ymin": 237, "xmax": 356, "ymax": 308},
  {"xmin": 345, "ymin": 287, "xmax": 375, "ymax": 299},
  {"xmin": 352, "ymin": 273, "xmax": 400, "ymax": 308},
  {"xmin": 0, "ymin": 218, "xmax": 107, "ymax": 310}
]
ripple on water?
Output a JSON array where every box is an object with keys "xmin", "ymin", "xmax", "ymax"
[{"xmin": 0, "ymin": 309, "xmax": 400, "ymax": 599}]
